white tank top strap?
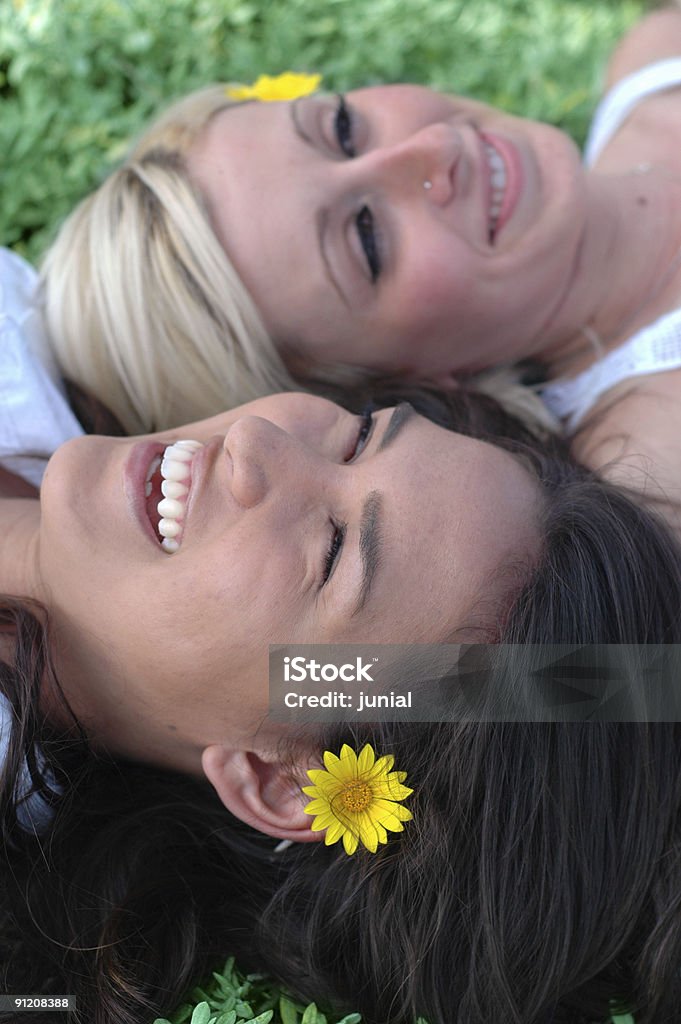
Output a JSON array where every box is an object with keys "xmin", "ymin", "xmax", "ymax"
[
  {"xmin": 540, "ymin": 306, "xmax": 681, "ymax": 432},
  {"xmin": 584, "ymin": 56, "xmax": 681, "ymax": 166}
]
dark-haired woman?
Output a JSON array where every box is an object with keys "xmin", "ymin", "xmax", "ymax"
[{"xmin": 1, "ymin": 386, "xmax": 680, "ymax": 1024}]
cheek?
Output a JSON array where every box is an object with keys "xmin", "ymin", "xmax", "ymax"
[{"xmin": 396, "ymin": 244, "xmax": 480, "ymax": 344}]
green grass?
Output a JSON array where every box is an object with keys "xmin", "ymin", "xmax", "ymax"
[
  {"xmin": 1, "ymin": 0, "xmax": 646, "ymax": 262},
  {"xmin": 151, "ymin": 956, "xmax": 366, "ymax": 1024}
]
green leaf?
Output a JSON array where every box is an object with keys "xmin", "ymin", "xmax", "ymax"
[
  {"xmin": 191, "ymin": 1004, "xmax": 213, "ymax": 1024},
  {"xmin": 301, "ymin": 1006, "xmax": 319, "ymax": 1024},
  {"xmin": 279, "ymin": 996, "xmax": 299, "ymax": 1024},
  {"xmin": 336, "ymin": 1016, "xmax": 362, "ymax": 1024}
]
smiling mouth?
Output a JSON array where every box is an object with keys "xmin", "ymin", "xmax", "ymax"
[
  {"xmin": 482, "ymin": 138, "xmax": 507, "ymax": 243},
  {"xmin": 143, "ymin": 440, "xmax": 204, "ymax": 552}
]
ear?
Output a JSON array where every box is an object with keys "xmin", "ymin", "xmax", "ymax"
[{"xmin": 201, "ymin": 745, "xmax": 322, "ymax": 843}]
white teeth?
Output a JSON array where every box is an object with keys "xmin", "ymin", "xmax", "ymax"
[
  {"xmin": 161, "ymin": 478, "xmax": 188, "ymax": 499},
  {"xmin": 165, "ymin": 446, "xmax": 193, "ymax": 463},
  {"xmin": 157, "ymin": 496, "xmax": 184, "ymax": 519},
  {"xmin": 175, "ymin": 439, "xmax": 203, "ymax": 451},
  {"xmin": 145, "ymin": 455, "xmax": 161, "ymax": 483},
  {"xmin": 147, "ymin": 439, "xmax": 204, "ymax": 554},
  {"xmin": 160, "ymin": 457, "xmax": 190, "ymax": 481},
  {"xmin": 158, "ymin": 517, "xmax": 182, "ymax": 538},
  {"xmin": 483, "ymin": 140, "xmax": 507, "ymax": 241}
]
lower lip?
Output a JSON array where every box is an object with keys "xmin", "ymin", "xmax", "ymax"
[
  {"xmin": 481, "ymin": 131, "xmax": 523, "ymax": 238},
  {"xmin": 125, "ymin": 440, "xmax": 167, "ymax": 549}
]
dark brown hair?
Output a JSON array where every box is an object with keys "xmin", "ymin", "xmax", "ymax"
[{"xmin": 3, "ymin": 386, "xmax": 681, "ymax": 1023}]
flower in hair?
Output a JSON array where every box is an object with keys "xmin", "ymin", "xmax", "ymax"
[
  {"xmin": 302, "ymin": 743, "xmax": 412, "ymax": 855},
  {"xmin": 225, "ymin": 72, "xmax": 321, "ymax": 102}
]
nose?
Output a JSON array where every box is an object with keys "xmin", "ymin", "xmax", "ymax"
[
  {"xmin": 354, "ymin": 122, "xmax": 462, "ymax": 206},
  {"xmin": 223, "ymin": 415, "xmax": 328, "ymax": 510}
]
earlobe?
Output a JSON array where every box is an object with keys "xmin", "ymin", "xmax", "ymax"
[{"xmin": 201, "ymin": 745, "xmax": 322, "ymax": 843}]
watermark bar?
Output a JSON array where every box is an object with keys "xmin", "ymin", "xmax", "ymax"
[
  {"xmin": 269, "ymin": 644, "xmax": 681, "ymax": 723},
  {"xmin": 0, "ymin": 996, "xmax": 75, "ymax": 1011}
]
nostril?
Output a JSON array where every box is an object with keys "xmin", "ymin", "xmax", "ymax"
[{"xmin": 224, "ymin": 417, "xmax": 272, "ymax": 508}]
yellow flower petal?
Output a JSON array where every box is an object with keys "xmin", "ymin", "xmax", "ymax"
[
  {"xmin": 339, "ymin": 743, "xmax": 359, "ymax": 769},
  {"xmin": 356, "ymin": 743, "xmax": 376, "ymax": 774},
  {"xmin": 322, "ymin": 752, "xmax": 349, "ymax": 781},
  {"xmin": 358, "ymin": 821, "xmax": 379, "ymax": 853},
  {"xmin": 322, "ymin": 746, "xmax": 358, "ymax": 782},
  {"xmin": 325, "ymin": 819, "xmax": 346, "ymax": 845},
  {"xmin": 385, "ymin": 782, "xmax": 414, "ymax": 800},
  {"xmin": 225, "ymin": 72, "xmax": 321, "ymax": 103},
  {"xmin": 369, "ymin": 779, "xmax": 412, "ymax": 801},
  {"xmin": 372, "ymin": 821, "xmax": 388, "ymax": 846},
  {"xmin": 372, "ymin": 753, "xmax": 395, "ymax": 776},
  {"xmin": 373, "ymin": 799, "xmax": 413, "ymax": 821},
  {"xmin": 306, "ymin": 768, "xmax": 343, "ymax": 793},
  {"xmin": 303, "ymin": 798, "xmax": 332, "ymax": 815},
  {"xmin": 342, "ymin": 829, "xmax": 359, "ymax": 855},
  {"xmin": 310, "ymin": 813, "xmax": 336, "ymax": 831}
]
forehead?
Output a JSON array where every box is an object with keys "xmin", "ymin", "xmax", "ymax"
[
  {"xmin": 332, "ymin": 419, "xmax": 542, "ymax": 643},
  {"xmin": 188, "ymin": 99, "xmax": 335, "ymax": 338}
]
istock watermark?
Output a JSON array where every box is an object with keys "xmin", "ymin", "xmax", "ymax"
[
  {"xmin": 269, "ymin": 644, "xmax": 681, "ymax": 724},
  {"xmin": 283, "ymin": 655, "xmax": 376, "ymax": 684}
]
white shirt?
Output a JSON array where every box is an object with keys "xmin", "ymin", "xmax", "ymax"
[
  {"xmin": 0, "ymin": 247, "xmax": 78, "ymax": 828},
  {"xmin": 541, "ymin": 59, "xmax": 681, "ymax": 430},
  {"xmin": 0, "ymin": 247, "xmax": 83, "ymax": 487}
]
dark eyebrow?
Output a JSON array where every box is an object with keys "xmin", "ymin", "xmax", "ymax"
[
  {"xmin": 290, "ymin": 99, "xmax": 350, "ymax": 309},
  {"xmin": 353, "ymin": 490, "xmax": 382, "ymax": 619},
  {"xmin": 351, "ymin": 403, "xmax": 418, "ymax": 617},
  {"xmin": 377, "ymin": 401, "xmax": 417, "ymax": 452}
]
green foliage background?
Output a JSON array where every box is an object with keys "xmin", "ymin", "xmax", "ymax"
[{"xmin": 1, "ymin": 0, "xmax": 646, "ymax": 263}]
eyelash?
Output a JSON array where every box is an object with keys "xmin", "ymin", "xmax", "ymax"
[
  {"xmin": 334, "ymin": 93, "xmax": 356, "ymax": 157},
  {"xmin": 356, "ymin": 206, "xmax": 381, "ymax": 283},
  {"xmin": 321, "ymin": 408, "xmax": 375, "ymax": 586},
  {"xmin": 333, "ymin": 95, "xmax": 382, "ymax": 284}
]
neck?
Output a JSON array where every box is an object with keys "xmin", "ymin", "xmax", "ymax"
[
  {"xmin": 541, "ymin": 166, "xmax": 681, "ymax": 377},
  {"xmin": 0, "ymin": 497, "xmax": 42, "ymax": 601}
]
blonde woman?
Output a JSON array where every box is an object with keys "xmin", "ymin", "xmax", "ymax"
[{"xmin": 36, "ymin": 9, "xmax": 681, "ymax": 559}]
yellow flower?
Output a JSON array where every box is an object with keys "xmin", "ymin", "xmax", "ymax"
[
  {"xmin": 302, "ymin": 743, "xmax": 413, "ymax": 855},
  {"xmin": 225, "ymin": 72, "xmax": 322, "ymax": 102}
]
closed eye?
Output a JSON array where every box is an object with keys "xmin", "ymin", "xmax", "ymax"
[
  {"xmin": 346, "ymin": 407, "xmax": 375, "ymax": 462},
  {"xmin": 321, "ymin": 521, "xmax": 346, "ymax": 585},
  {"xmin": 321, "ymin": 408, "xmax": 375, "ymax": 587}
]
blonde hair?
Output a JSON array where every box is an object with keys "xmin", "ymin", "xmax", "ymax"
[{"xmin": 40, "ymin": 87, "xmax": 297, "ymax": 435}]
